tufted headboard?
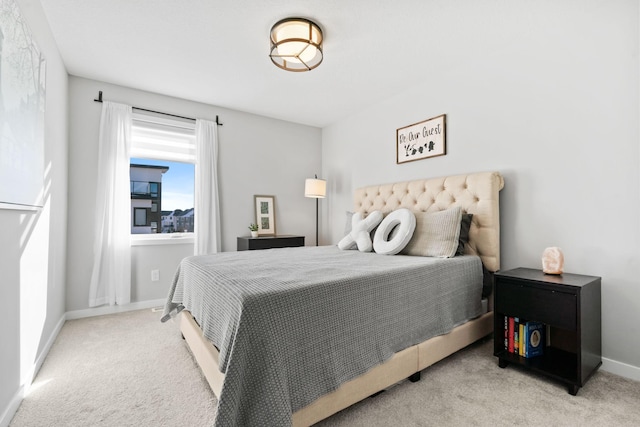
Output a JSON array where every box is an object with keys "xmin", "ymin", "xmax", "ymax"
[{"xmin": 353, "ymin": 171, "xmax": 504, "ymax": 272}]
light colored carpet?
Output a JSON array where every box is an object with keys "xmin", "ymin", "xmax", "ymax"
[
  {"xmin": 10, "ymin": 309, "xmax": 640, "ymax": 426},
  {"xmin": 10, "ymin": 309, "xmax": 216, "ymax": 427}
]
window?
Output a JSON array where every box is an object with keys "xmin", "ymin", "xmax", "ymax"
[
  {"xmin": 132, "ymin": 181, "xmax": 150, "ymax": 195},
  {"xmin": 134, "ymin": 208, "xmax": 148, "ymax": 226},
  {"xmin": 130, "ymin": 112, "xmax": 196, "ymax": 242}
]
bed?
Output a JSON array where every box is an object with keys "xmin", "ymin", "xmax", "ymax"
[{"xmin": 162, "ymin": 171, "xmax": 504, "ymax": 427}]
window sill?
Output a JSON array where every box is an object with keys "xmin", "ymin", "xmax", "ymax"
[{"xmin": 130, "ymin": 233, "xmax": 195, "ymax": 246}]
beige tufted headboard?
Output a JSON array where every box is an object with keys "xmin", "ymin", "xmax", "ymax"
[{"xmin": 353, "ymin": 171, "xmax": 504, "ymax": 272}]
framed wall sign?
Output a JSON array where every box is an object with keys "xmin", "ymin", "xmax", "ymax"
[
  {"xmin": 396, "ymin": 114, "xmax": 446, "ymax": 164},
  {"xmin": 254, "ymin": 195, "xmax": 276, "ymax": 236}
]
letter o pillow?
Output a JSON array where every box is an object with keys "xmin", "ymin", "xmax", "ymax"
[{"xmin": 373, "ymin": 209, "xmax": 416, "ymax": 255}]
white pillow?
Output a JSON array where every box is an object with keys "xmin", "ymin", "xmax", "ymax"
[
  {"xmin": 338, "ymin": 210, "xmax": 383, "ymax": 252},
  {"xmin": 373, "ymin": 209, "xmax": 416, "ymax": 255}
]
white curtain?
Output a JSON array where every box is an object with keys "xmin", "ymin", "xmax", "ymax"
[
  {"xmin": 89, "ymin": 101, "xmax": 133, "ymax": 307},
  {"xmin": 194, "ymin": 119, "xmax": 221, "ymax": 255}
]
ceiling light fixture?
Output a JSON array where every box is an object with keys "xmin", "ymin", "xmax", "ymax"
[{"xmin": 270, "ymin": 18, "xmax": 323, "ymax": 72}]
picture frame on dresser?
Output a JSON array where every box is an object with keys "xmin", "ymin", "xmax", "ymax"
[{"xmin": 254, "ymin": 195, "xmax": 276, "ymax": 236}]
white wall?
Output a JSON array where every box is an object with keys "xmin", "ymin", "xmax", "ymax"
[
  {"xmin": 66, "ymin": 76, "xmax": 322, "ymax": 311},
  {"xmin": 322, "ymin": 1, "xmax": 640, "ymax": 375},
  {"xmin": 0, "ymin": 0, "xmax": 68, "ymax": 425}
]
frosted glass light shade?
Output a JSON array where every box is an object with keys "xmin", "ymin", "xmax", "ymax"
[
  {"xmin": 270, "ymin": 18, "xmax": 323, "ymax": 72},
  {"xmin": 304, "ymin": 178, "xmax": 326, "ymax": 198}
]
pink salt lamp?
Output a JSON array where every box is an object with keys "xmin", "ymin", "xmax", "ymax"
[{"xmin": 542, "ymin": 247, "xmax": 564, "ymax": 275}]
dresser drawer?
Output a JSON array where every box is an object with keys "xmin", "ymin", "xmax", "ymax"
[{"xmin": 496, "ymin": 281, "xmax": 577, "ymax": 330}]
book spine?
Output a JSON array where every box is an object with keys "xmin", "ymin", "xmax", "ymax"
[
  {"xmin": 519, "ymin": 323, "xmax": 525, "ymax": 356},
  {"xmin": 514, "ymin": 317, "xmax": 520, "ymax": 355},
  {"xmin": 508, "ymin": 317, "xmax": 514, "ymax": 353},
  {"xmin": 526, "ymin": 321, "xmax": 545, "ymax": 358},
  {"xmin": 504, "ymin": 315, "xmax": 508, "ymax": 351}
]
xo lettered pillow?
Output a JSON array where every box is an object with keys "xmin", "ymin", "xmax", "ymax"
[
  {"xmin": 373, "ymin": 209, "xmax": 416, "ymax": 255},
  {"xmin": 338, "ymin": 210, "xmax": 383, "ymax": 252}
]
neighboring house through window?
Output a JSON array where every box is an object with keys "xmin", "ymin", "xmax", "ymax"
[{"xmin": 130, "ymin": 164, "xmax": 167, "ymax": 234}]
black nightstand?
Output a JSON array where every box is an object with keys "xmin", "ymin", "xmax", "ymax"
[
  {"xmin": 237, "ymin": 235, "xmax": 305, "ymax": 251},
  {"xmin": 493, "ymin": 267, "xmax": 601, "ymax": 395}
]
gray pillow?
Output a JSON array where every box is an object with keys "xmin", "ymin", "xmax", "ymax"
[
  {"xmin": 456, "ymin": 213, "xmax": 473, "ymax": 256},
  {"xmin": 401, "ymin": 207, "xmax": 462, "ymax": 258}
]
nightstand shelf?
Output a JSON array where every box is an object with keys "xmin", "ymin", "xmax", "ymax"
[
  {"xmin": 493, "ymin": 267, "xmax": 601, "ymax": 395},
  {"xmin": 496, "ymin": 347, "xmax": 578, "ymax": 384}
]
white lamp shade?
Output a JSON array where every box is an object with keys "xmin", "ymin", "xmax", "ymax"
[
  {"xmin": 275, "ymin": 22, "xmax": 319, "ymax": 64},
  {"xmin": 305, "ymin": 178, "xmax": 326, "ymax": 198}
]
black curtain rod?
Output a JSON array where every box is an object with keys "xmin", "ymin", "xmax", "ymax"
[{"xmin": 93, "ymin": 91, "xmax": 223, "ymax": 126}]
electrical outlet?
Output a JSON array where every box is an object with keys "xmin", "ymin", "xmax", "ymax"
[{"xmin": 151, "ymin": 269, "xmax": 160, "ymax": 281}]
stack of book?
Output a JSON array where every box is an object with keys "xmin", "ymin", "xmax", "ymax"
[{"xmin": 502, "ymin": 316, "xmax": 544, "ymax": 358}]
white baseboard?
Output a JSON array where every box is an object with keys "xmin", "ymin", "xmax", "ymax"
[
  {"xmin": 0, "ymin": 385, "xmax": 24, "ymax": 427},
  {"xmin": 23, "ymin": 314, "xmax": 66, "ymax": 393},
  {"xmin": 602, "ymin": 357, "xmax": 640, "ymax": 382},
  {"xmin": 0, "ymin": 312, "xmax": 65, "ymax": 427},
  {"xmin": 65, "ymin": 298, "xmax": 166, "ymax": 320}
]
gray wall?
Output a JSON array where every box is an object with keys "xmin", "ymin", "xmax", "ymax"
[
  {"xmin": 66, "ymin": 76, "xmax": 322, "ymax": 311},
  {"xmin": 322, "ymin": 1, "xmax": 639, "ymax": 375},
  {"xmin": 0, "ymin": 0, "xmax": 68, "ymax": 423}
]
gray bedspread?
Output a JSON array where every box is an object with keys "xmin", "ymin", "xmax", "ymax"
[{"xmin": 162, "ymin": 245, "xmax": 483, "ymax": 427}]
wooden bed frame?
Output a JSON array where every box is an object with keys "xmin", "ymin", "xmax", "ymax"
[{"xmin": 177, "ymin": 171, "xmax": 504, "ymax": 426}]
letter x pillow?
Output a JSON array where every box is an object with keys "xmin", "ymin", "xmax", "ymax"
[{"xmin": 338, "ymin": 210, "xmax": 383, "ymax": 252}]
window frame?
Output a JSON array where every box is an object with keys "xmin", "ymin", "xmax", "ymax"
[{"xmin": 129, "ymin": 112, "xmax": 196, "ymax": 246}]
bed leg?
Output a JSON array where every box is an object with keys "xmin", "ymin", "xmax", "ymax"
[{"xmin": 408, "ymin": 372, "xmax": 421, "ymax": 383}]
